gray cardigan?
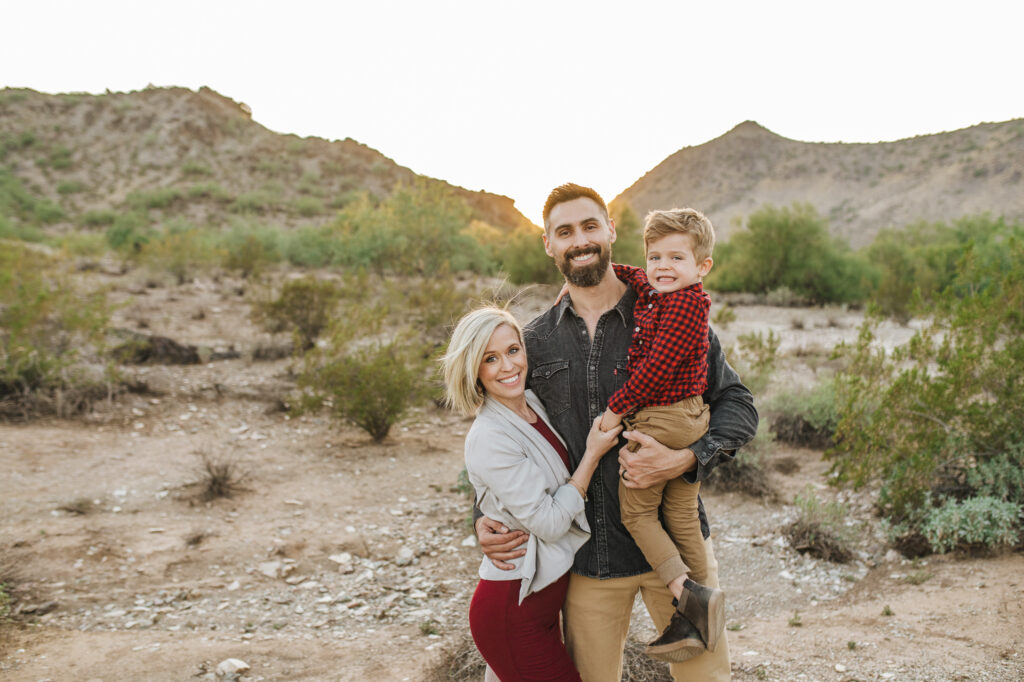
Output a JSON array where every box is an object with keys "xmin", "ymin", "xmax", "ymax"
[{"xmin": 465, "ymin": 390, "xmax": 591, "ymax": 604}]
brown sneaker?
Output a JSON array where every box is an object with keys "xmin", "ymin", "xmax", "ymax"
[
  {"xmin": 645, "ymin": 609, "xmax": 706, "ymax": 663},
  {"xmin": 680, "ymin": 578, "xmax": 726, "ymax": 652}
]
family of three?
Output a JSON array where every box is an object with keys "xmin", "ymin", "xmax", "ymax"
[{"xmin": 440, "ymin": 183, "xmax": 759, "ymax": 681}]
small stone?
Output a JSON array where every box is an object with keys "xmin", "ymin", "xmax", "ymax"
[
  {"xmin": 835, "ymin": 663, "xmax": 847, "ymax": 672},
  {"xmin": 884, "ymin": 549, "xmax": 902, "ymax": 562},
  {"xmin": 461, "ymin": 535, "xmax": 477, "ymax": 548},
  {"xmin": 257, "ymin": 561, "xmax": 282, "ymax": 579},
  {"xmin": 216, "ymin": 658, "xmax": 250, "ymax": 676},
  {"xmin": 226, "ymin": 580, "xmax": 241, "ymax": 591}
]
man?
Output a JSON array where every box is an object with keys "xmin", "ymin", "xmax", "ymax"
[{"xmin": 475, "ymin": 183, "xmax": 758, "ymax": 681}]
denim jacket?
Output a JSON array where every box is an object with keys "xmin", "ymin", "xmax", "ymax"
[{"xmin": 523, "ymin": 287, "xmax": 759, "ymax": 579}]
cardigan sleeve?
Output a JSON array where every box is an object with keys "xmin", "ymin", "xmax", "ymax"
[{"xmin": 465, "ymin": 428, "xmax": 585, "ymax": 544}]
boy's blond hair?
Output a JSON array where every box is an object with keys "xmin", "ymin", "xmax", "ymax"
[{"xmin": 643, "ymin": 208, "xmax": 716, "ymax": 263}]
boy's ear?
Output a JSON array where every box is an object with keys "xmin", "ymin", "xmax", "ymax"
[{"xmin": 698, "ymin": 257, "xmax": 714, "ymax": 277}]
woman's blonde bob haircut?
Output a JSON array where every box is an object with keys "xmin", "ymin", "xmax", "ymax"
[{"xmin": 442, "ymin": 306, "xmax": 524, "ymax": 417}]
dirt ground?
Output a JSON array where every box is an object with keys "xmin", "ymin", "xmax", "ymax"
[{"xmin": 1, "ymin": 275, "xmax": 1022, "ymax": 681}]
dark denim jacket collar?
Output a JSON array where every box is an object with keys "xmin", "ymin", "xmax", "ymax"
[{"xmin": 556, "ymin": 285, "xmax": 635, "ymax": 329}]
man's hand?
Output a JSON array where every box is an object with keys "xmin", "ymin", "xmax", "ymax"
[
  {"xmin": 618, "ymin": 430, "xmax": 697, "ymax": 489},
  {"xmin": 476, "ymin": 515, "xmax": 529, "ymax": 570}
]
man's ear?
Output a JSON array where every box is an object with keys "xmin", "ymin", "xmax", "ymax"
[
  {"xmin": 608, "ymin": 218, "xmax": 617, "ymax": 244},
  {"xmin": 699, "ymin": 257, "xmax": 714, "ymax": 277},
  {"xmin": 542, "ymin": 230, "xmax": 554, "ymax": 258}
]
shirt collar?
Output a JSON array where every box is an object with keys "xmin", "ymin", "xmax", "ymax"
[{"xmin": 557, "ymin": 286, "xmax": 636, "ymax": 328}]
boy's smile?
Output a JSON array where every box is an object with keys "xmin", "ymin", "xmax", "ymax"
[{"xmin": 645, "ymin": 232, "xmax": 713, "ymax": 294}]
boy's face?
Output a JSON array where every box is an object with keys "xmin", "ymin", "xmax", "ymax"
[{"xmin": 645, "ymin": 232, "xmax": 713, "ymax": 294}]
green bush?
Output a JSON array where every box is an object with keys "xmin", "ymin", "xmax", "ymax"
[
  {"xmin": 40, "ymin": 145, "xmax": 73, "ymax": 170},
  {"xmin": 708, "ymin": 203, "xmax": 873, "ymax": 304},
  {"xmin": 105, "ymin": 211, "xmax": 151, "ymax": 251},
  {"xmin": 608, "ymin": 204, "xmax": 646, "ymax": 268},
  {"xmin": 866, "ymin": 216, "xmax": 1024, "ymax": 321},
  {"xmin": 704, "ymin": 420, "xmax": 774, "ymax": 498},
  {"xmin": 57, "ymin": 180, "xmax": 85, "ymax": 195},
  {"xmin": 137, "ymin": 223, "xmax": 221, "ymax": 283},
  {"xmin": 767, "ymin": 379, "xmax": 839, "ymax": 449},
  {"xmin": 181, "ymin": 160, "xmax": 213, "ymax": 177},
  {"xmin": 497, "ymin": 223, "xmax": 560, "ymax": 285},
  {"xmin": 831, "ymin": 236, "xmax": 1024, "ymax": 548},
  {"xmin": 0, "ymin": 244, "xmax": 112, "ymax": 417},
  {"xmin": 291, "ymin": 196, "xmax": 325, "ymax": 217},
  {"xmin": 785, "ymin": 486, "xmax": 856, "ymax": 563},
  {"xmin": 920, "ymin": 496, "xmax": 1020, "ymax": 554},
  {"xmin": 187, "ymin": 183, "xmax": 232, "ymax": 203},
  {"xmin": 728, "ymin": 330, "xmax": 779, "ymax": 395},
  {"xmin": 126, "ymin": 187, "xmax": 183, "ymax": 210},
  {"xmin": 220, "ymin": 223, "xmax": 282, "ymax": 277},
  {"xmin": 298, "ymin": 337, "xmax": 425, "ymax": 442},
  {"xmin": 0, "ymin": 167, "xmax": 65, "ymax": 227},
  {"xmin": 251, "ymin": 276, "xmax": 346, "ymax": 350},
  {"xmin": 81, "ymin": 210, "xmax": 118, "ymax": 227}
]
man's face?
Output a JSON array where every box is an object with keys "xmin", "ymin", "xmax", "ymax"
[{"xmin": 543, "ymin": 197, "xmax": 616, "ymax": 288}]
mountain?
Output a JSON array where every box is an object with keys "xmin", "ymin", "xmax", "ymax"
[
  {"xmin": 611, "ymin": 119, "xmax": 1024, "ymax": 247},
  {"xmin": 0, "ymin": 86, "xmax": 530, "ymax": 232}
]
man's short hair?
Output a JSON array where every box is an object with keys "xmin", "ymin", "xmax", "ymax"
[
  {"xmin": 643, "ymin": 208, "xmax": 716, "ymax": 263},
  {"xmin": 441, "ymin": 306, "xmax": 523, "ymax": 417},
  {"xmin": 543, "ymin": 183, "xmax": 609, "ymax": 232}
]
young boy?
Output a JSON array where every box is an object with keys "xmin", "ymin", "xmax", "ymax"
[{"xmin": 599, "ymin": 208, "xmax": 724, "ymax": 663}]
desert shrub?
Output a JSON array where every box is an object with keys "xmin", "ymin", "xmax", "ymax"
[
  {"xmin": 708, "ymin": 203, "xmax": 873, "ymax": 304},
  {"xmin": 105, "ymin": 211, "xmax": 151, "ymax": 251},
  {"xmin": 56, "ymin": 180, "xmax": 84, "ymax": 194},
  {"xmin": 784, "ymin": 486, "xmax": 855, "ymax": 563},
  {"xmin": 56, "ymin": 232, "xmax": 107, "ymax": 257},
  {"xmin": 335, "ymin": 181, "xmax": 492, "ymax": 275},
  {"xmin": 498, "ymin": 222, "xmax": 561, "ymax": 284},
  {"xmin": 388, "ymin": 268, "xmax": 474, "ymax": 346},
  {"xmin": 81, "ymin": 209, "xmax": 118, "ymax": 227},
  {"xmin": 230, "ymin": 189, "xmax": 281, "ymax": 214},
  {"xmin": 126, "ymin": 187, "xmax": 183, "ymax": 210},
  {"xmin": 920, "ymin": 495, "xmax": 1020, "ymax": 554},
  {"xmin": 728, "ymin": 330, "xmax": 779, "ymax": 395},
  {"xmin": 194, "ymin": 450, "xmax": 249, "ymax": 501},
  {"xmin": 0, "ymin": 167, "xmax": 65, "ymax": 227},
  {"xmin": 767, "ymin": 379, "xmax": 839, "ymax": 449},
  {"xmin": 138, "ymin": 223, "xmax": 221, "ymax": 283},
  {"xmin": 866, "ymin": 216, "xmax": 1024, "ymax": 321},
  {"xmin": 280, "ymin": 224, "xmax": 345, "ymax": 267},
  {"xmin": 291, "ymin": 196, "xmax": 325, "ymax": 217},
  {"xmin": 181, "ymin": 160, "xmax": 212, "ymax": 177},
  {"xmin": 712, "ymin": 304, "xmax": 737, "ymax": 329},
  {"xmin": 831, "ymin": 237, "xmax": 1024, "ymax": 548},
  {"xmin": 220, "ymin": 225, "xmax": 282, "ymax": 277},
  {"xmin": 0, "ymin": 244, "xmax": 113, "ymax": 417},
  {"xmin": 608, "ymin": 203, "xmax": 646, "ymax": 268},
  {"xmin": 704, "ymin": 420, "xmax": 774, "ymax": 498},
  {"xmin": 186, "ymin": 183, "xmax": 231, "ymax": 203},
  {"xmin": 251, "ymin": 275, "xmax": 346, "ymax": 350},
  {"xmin": 298, "ymin": 338, "xmax": 425, "ymax": 442},
  {"xmin": 40, "ymin": 145, "xmax": 73, "ymax": 169}
]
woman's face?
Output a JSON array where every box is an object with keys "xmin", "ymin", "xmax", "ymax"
[{"xmin": 477, "ymin": 323, "xmax": 527, "ymax": 405}]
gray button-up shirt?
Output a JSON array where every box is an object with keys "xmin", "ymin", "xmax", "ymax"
[{"xmin": 523, "ymin": 287, "xmax": 758, "ymax": 579}]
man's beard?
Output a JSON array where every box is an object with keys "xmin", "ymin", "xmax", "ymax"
[{"xmin": 557, "ymin": 244, "xmax": 611, "ymax": 288}]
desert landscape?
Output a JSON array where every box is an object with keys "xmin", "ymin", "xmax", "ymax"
[{"xmin": 1, "ymin": 268, "xmax": 1021, "ymax": 681}]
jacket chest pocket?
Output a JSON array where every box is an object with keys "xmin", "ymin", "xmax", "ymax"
[{"xmin": 531, "ymin": 360, "xmax": 570, "ymax": 417}]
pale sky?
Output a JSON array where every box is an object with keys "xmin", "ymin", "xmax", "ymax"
[{"xmin": 3, "ymin": 0, "xmax": 1022, "ymax": 224}]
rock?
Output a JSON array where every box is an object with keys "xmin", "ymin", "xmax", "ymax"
[
  {"xmin": 835, "ymin": 663, "xmax": 847, "ymax": 672},
  {"xmin": 395, "ymin": 546, "xmax": 415, "ymax": 566},
  {"xmin": 257, "ymin": 561, "xmax": 282, "ymax": 579},
  {"xmin": 216, "ymin": 658, "xmax": 250, "ymax": 677},
  {"xmin": 461, "ymin": 535, "xmax": 477, "ymax": 548},
  {"xmin": 884, "ymin": 549, "xmax": 902, "ymax": 562}
]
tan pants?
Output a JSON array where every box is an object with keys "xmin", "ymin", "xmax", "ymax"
[
  {"xmin": 620, "ymin": 396, "xmax": 710, "ymax": 586},
  {"xmin": 563, "ymin": 538, "xmax": 729, "ymax": 681}
]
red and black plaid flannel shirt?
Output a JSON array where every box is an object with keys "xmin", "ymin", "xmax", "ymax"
[{"xmin": 607, "ymin": 263, "xmax": 710, "ymax": 415}]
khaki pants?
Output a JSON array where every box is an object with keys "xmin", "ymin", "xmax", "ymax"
[
  {"xmin": 620, "ymin": 396, "xmax": 710, "ymax": 586},
  {"xmin": 563, "ymin": 538, "xmax": 730, "ymax": 681}
]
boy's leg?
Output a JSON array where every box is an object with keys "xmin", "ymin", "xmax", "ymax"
[
  {"xmin": 661, "ymin": 477, "xmax": 708, "ymax": 584},
  {"xmin": 619, "ymin": 479, "xmax": 687, "ymax": 586},
  {"xmin": 639, "ymin": 538, "xmax": 730, "ymax": 682},
  {"xmin": 563, "ymin": 572, "xmax": 644, "ymax": 682}
]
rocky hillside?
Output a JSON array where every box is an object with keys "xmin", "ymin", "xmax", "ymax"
[
  {"xmin": 612, "ymin": 119, "xmax": 1024, "ymax": 247},
  {"xmin": 0, "ymin": 86, "xmax": 529, "ymax": 232}
]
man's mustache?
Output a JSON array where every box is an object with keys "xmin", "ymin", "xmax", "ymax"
[{"xmin": 564, "ymin": 246, "xmax": 601, "ymax": 260}]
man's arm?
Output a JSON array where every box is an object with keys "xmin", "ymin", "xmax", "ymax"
[{"xmin": 619, "ymin": 326, "xmax": 758, "ymax": 488}]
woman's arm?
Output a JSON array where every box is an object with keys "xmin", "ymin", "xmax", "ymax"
[{"xmin": 468, "ymin": 418, "xmax": 619, "ymax": 543}]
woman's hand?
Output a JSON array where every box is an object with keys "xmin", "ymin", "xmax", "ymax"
[{"xmin": 585, "ymin": 414, "xmax": 622, "ymax": 458}]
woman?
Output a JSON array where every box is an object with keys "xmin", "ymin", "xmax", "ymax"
[{"xmin": 442, "ymin": 306, "xmax": 620, "ymax": 681}]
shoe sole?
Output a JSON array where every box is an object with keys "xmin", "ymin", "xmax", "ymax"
[
  {"xmin": 704, "ymin": 589, "xmax": 725, "ymax": 653},
  {"xmin": 645, "ymin": 638, "xmax": 705, "ymax": 664}
]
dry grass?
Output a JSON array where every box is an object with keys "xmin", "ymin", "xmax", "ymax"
[
  {"xmin": 194, "ymin": 451, "xmax": 248, "ymax": 502},
  {"xmin": 57, "ymin": 497, "xmax": 96, "ymax": 515}
]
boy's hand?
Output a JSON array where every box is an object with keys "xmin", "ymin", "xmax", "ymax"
[
  {"xmin": 618, "ymin": 429, "xmax": 696, "ymax": 489},
  {"xmin": 476, "ymin": 516, "xmax": 528, "ymax": 570},
  {"xmin": 598, "ymin": 408, "xmax": 623, "ymax": 433},
  {"xmin": 554, "ymin": 283, "xmax": 570, "ymax": 305}
]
